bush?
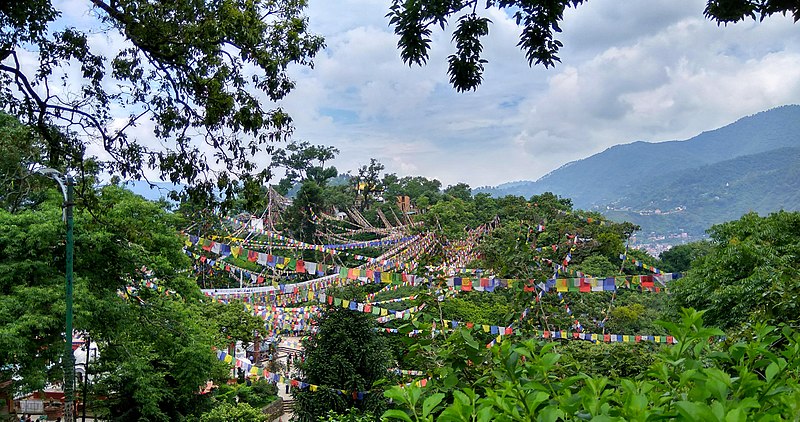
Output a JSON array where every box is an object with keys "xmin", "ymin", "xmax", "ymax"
[{"xmin": 200, "ymin": 402, "xmax": 265, "ymax": 422}]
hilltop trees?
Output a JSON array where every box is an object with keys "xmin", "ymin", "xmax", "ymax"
[
  {"xmin": 659, "ymin": 241, "xmax": 714, "ymax": 273},
  {"xmin": 0, "ymin": 0, "xmax": 324, "ymax": 205},
  {"xmin": 354, "ymin": 159, "xmax": 385, "ymax": 212},
  {"xmin": 670, "ymin": 211, "xmax": 800, "ymax": 330},
  {"xmin": 270, "ymin": 141, "xmax": 340, "ymax": 195}
]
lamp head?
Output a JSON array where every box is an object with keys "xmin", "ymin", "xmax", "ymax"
[{"xmin": 34, "ymin": 167, "xmax": 61, "ymax": 177}]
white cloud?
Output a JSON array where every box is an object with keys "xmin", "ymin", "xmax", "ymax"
[{"xmin": 29, "ymin": 0, "xmax": 800, "ymax": 189}]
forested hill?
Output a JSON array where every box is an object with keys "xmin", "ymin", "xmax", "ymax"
[
  {"xmin": 604, "ymin": 147, "xmax": 800, "ymax": 236},
  {"xmin": 476, "ymin": 105, "xmax": 800, "ymax": 236}
]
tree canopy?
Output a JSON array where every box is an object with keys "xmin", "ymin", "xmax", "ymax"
[
  {"xmin": 293, "ymin": 307, "xmax": 391, "ymax": 421},
  {"xmin": 0, "ymin": 0, "xmax": 324, "ymax": 205},
  {"xmin": 0, "ymin": 185, "xmax": 241, "ymax": 420},
  {"xmin": 387, "ymin": 0, "xmax": 800, "ymax": 91},
  {"xmin": 670, "ymin": 211, "xmax": 800, "ymax": 330}
]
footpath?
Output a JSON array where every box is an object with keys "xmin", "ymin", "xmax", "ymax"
[{"xmin": 275, "ymin": 336, "xmax": 304, "ymax": 422}]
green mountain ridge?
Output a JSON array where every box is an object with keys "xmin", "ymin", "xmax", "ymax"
[
  {"xmin": 604, "ymin": 147, "xmax": 800, "ymax": 236},
  {"xmin": 476, "ymin": 105, "xmax": 800, "ymax": 237}
]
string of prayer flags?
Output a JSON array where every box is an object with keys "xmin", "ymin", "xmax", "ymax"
[
  {"xmin": 619, "ymin": 253, "xmax": 663, "ymax": 274},
  {"xmin": 442, "ymin": 273, "xmax": 681, "ymax": 294},
  {"xmin": 486, "ymin": 308, "xmax": 531, "ymax": 348},
  {"xmin": 535, "ymin": 330, "xmax": 677, "ymax": 344},
  {"xmin": 391, "ymin": 369, "xmax": 424, "ymax": 376},
  {"xmin": 556, "ymin": 209, "xmax": 611, "ymax": 226},
  {"xmin": 218, "ymin": 218, "xmax": 420, "ymax": 268},
  {"xmin": 119, "ymin": 278, "xmax": 183, "ymax": 302},
  {"xmin": 187, "ymin": 238, "xmax": 419, "ymax": 288},
  {"xmin": 369, "ymin": 295, "xmax": 418, "ymax": 305}
]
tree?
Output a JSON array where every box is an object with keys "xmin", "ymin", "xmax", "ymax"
[
  {"xmin": 0, "ymin": 185, "xmax": 230, "ymax": 420},
  {"xmin": 704, "ymin": 0, "xmax": 800, "ymax": 23},
  {"xmin": 354, "ymin": 158, "xmax": 385, "ymax": 212},
  {"xmin": 659, "ymin": 241, "xmax": 713, "ymax": 273},
  {"xmin": 270, "ymin": 141, "xmax": 340, "ymax": 194},
  {"xmin": 443, "ymin": 182, "xmax": 472, "ymax": 202},
  {"xmin": 285, "ymin": 179, "xmax": 324, "ymax": 243},
  {"xmin": 387, "ymin": 0, "xmax": 800, "ymax": 91},
  {"xmin": 383, "ymin": 175, "xmax": 443, "ymax": 210},
  {"xmin": 292, "ymin": 307, "xmax": 391, "ymax": 422},
  {"xmin": 0, "ymin": 0, "xmax": 324, "ymax": 205},
  {"xmin": 670, "ymin": 211, "xmax": 800, "ymax": 330},
  {"xmin": 0, "ymin": 112, "xmax": 45, "ymax": 212},
  {"xmin": 421, "ymin": 197, "xmax": 475, "ymax": 239},
  {"xmin": 575, "ymin": 255, "xmax": 619, "ymax": 277},
  {"xmin": 201, "ymin": 300, "xmax": 267, "ymax": 349}
]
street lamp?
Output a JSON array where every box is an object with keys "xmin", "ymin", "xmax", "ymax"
[{"xmin": 35, "ymin": 167, "xmax": 75, "ymax": 422}]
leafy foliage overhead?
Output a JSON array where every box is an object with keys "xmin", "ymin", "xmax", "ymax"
[
  {"xmin": 388, "ymin": 0, "xmax": 800, "ymax": 91},
  {"xmin": 0, "ymin": 0, "xmax": 324, "ymax": 205}
]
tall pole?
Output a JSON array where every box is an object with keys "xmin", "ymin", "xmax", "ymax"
[
  {"xmin": 36, "ymin": 168, "xmax": 75, "ymax": 422},
  {"xmin": 63, "ymin": 174, "xmax": 75, "ymax": 422}
]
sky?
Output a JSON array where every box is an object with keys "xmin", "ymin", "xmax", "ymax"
[{"xmin": 48, "ymin": 0, "xmax": 800, "ymax": 188}]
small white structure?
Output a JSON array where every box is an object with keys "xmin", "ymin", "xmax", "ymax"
[
  {"xmin": 74, "ymin": 339, "xmax": 99, "ymax": 384},
  {"xmin": 249, "ymin": 217, "xmax": 265, "ymax": 232}
]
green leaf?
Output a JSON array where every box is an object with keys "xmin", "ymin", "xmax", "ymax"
[
  {"xmin": 524, "ymin": 391, "xmax": 549, "ymax": 413},
  {"xmin": 443, "ymin": 373, "xmax": 459, "ymax": 389},
  {"xmin": 382, "ymin": 409, "xmax": 414, "ymax": 422},
  {"xmin": 460, "ymin": 328, "xmax": 480, "ymax": 351},
  {"xmin": 536, "ymin": 407, "xmax": 564, "ymax": 422},
  {"xmin": 725, "ymin": 408, "xmax": 746, "ymax": 422},
  {"xmin": 675, "ymin": 401, "xmax": 718, "ymax": 421},
  {"xmin": 384, "ymin": 386, "xmax": 409, "ymax": 403},
  {"xmin": 422, "ymin": 393, "xmax": 445, "ymax": 418},
  {"xmin": 765, "ymin": 361, "xmax": 779, "ymax": 383}
]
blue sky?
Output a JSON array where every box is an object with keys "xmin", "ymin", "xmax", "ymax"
[{"xmin": 51, "ymin": 0, "xmax": 800, "ymax": 188}]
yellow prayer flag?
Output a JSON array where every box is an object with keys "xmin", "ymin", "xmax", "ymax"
[
  {"xmin": 310, "ymin": 385, "xmax": 318, "ymax": 392},
  {"xmin": 482, "ymin": 325, "xmax": 490, "ymax": 333},
  {"xmin": 380, "ymin": 308, "xmax": 388, "ymax": 316},
  {"xmin": 343, "ymin": 300, "xmax": 350, "ymax": 309},
  {"xmin": 224, "ymin": 354, "xmax": 233, "ymax": 363}
]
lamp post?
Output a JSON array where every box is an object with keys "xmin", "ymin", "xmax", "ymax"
[{"xmin": 35, "ymin": 167, "xmax": 75, "ymax": 422}]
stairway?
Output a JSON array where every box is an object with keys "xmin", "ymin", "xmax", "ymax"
[{"xmin": 282, "ymin": 398, "xmax": 295, "ymax": 414}]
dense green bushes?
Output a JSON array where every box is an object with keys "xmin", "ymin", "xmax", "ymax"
[{"xmin": 383, "ymin": 309, "xmax": 800, "ymax": 421}]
